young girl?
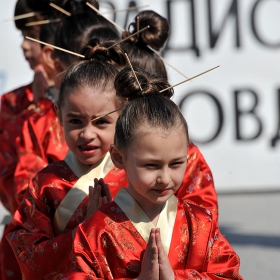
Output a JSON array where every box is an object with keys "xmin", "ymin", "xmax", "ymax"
[
  {"xmin": 61, "ymin": 66, "xmax": 243, "ymax": 279},
  {"xmin": 0, "ymin": 1, "xmax": 62, "ymax": 278},
  {"xmin": 122, "ymin": 10, "xmax": 218, "ymax": 220},
  {"xmin": 6, "ymin": 40, "xmax": 128, "ymax": 280},
  {"xmin": 0, "ymin": 0, "xmax": 54, "ymax": 130}
]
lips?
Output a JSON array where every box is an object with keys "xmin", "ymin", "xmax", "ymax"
[
  {"xmin": 78, "ymin": 145, "xmax": 98, "ymax": 156},
  {"xmin": 152, "ymin": 189, "xmax": 171, "ymax": 196}
]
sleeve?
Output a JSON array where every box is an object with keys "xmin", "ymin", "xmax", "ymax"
[
  {"xmin": 173, "ymin": 226, "xmax": 243, "ymax": 279},
  {"xmin": 13, "ymin": 108, "xmax": 67, "ymax": 206},
  {"xmin": 0, "ymin": 85, "xmax": 33, "ymax": 130},
  {"xmin": 61, "ymin": 219, "xmax": 134, "ymax": 280},
  {"xmin": 176, "ymin": 142, "xmax": 219, "ymax": 221},
  {"xmin": 5, "ymin": 177, "xmax": 73, "ymax": 279}
]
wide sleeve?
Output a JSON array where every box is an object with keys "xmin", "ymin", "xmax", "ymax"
[
  {"xmin": 173, "ymin": 227, "xmax": 242, "ymax": 279},
  {"xmin": 5, "ymin": 174, "xmax": 73, "ymax": 280},
  {"xmin": 61, "ymin": 212, "xmax": 135, "ymax": 280},
  {"xmin": 176, "ymin": 142, "xmax": 218, "ymax": 221},
  {"xmin": 13, "ymin": 105, "xmax": 67, "ymax": 206},
  {"xmin": 0, "ymin": 84, "xmax": 33, "ymax": 130}
]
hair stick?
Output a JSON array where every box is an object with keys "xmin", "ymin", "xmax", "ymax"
[
  {"xmin": 4, "ymin": 12, "xmax": 38, "ymax": 22},
  {"xmin": 86, "ymin": 2, "xmax": 125, "ymax": 32},
  {"xmin": 160, "ymin": 65, "xmax": 220, "ymax": 93},
  {"xmin": 102, "ymin": 5, "xmax": 149, "ymax": 14},
  {"xmin": 107, "ymin": 26, "xmax": 150, "ymax": 50},
  {"xmin": 125, "ymin": 53, "xmax": 143, "ymax": 91},
  {"xmin": 26, "ymin": 36, "xmax": 85, "ymax": 58},
  {"xmin": 25, "ymin": 18, "xmax": 61, "ymax": 27},
  {"xmin": 49, "ymin": 3, "xmax": 71, "ymax": 16}
]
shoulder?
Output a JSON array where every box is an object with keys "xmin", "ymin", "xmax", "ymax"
[
  {"xmin": 32, "ymin": 161, "xmax": 77, "ymax": 186},
  {"xmin": 1, "ymin": 83, "xmax": 33, "ymax": 101},
  {"xmin": 180, "ymin": 198, "xmax": 213, "ymax": 222}
]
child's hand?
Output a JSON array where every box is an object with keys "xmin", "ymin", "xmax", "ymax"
[
  {"xmin": 32, "ymin": 64, "xmax": 52, "ymax": 103},
  {"xmin": 156, "ymin": 228, "xmax": 175, "ymax": 280},
  {"xmin": 98, "ymin": 178, "xmax": 112, "ymax": 205},
  {"xmin": 85, "ymin": 179, "xmax": 112, "ymax": 221},
  {"xmin": 136, "ymin": 228, "xmax": 159, "ymax": 280}
]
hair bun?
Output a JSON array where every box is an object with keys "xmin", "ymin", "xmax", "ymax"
[
  {"xmin": 115, "ymin": 67, "xmax": 173, "ymax": 101},
  {"xmin": 80, "ymin": 38, "xmax": 126, "ymax": 68},
  {"xmin": 123, "ymin": 10, "xmax": 169, "ymax": 51}
]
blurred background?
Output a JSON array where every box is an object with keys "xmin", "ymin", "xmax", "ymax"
[{"xmin": 0, "ymin": 0, "xmax": 279, "ymax": 278}]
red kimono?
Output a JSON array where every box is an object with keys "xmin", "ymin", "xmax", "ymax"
[
  {"xmin": 0, "ymin": 98, "xmax": 67, "ymax": 280},
  {"xmin": 0, "ymin": 83, "xmax": 33, "ymax": 131},
  {"xmin": 6, "ymin": 143, "xmax": 217, "ymax": 280},
  {"xmin": 6, "ymin": 156, "xmax": 128, "ymax": 280},
  {"xmin": 61, "ymin": 189, "xmax": 243, "ymax": 279}
]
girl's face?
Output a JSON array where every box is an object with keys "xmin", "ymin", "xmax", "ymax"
[
  {"xmin": 21, "ymin": 27, "xmax": 43, "ymax": 70},
  {"xmin": 119, "ymin": 125, "xmax": 188, "ymax": 210},
  {"xmin": 59, "ymin": 85, "xmax": 120, "ymax": 165}
]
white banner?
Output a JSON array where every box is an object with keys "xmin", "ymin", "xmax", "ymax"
[{"xmin": 1, "ymin": 0, "xmax": 279, "ymax": 192}]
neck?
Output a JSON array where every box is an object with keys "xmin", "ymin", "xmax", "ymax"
[{"xmin": 126, "ymin": 188, "xmax": 164, "ymax": 227}]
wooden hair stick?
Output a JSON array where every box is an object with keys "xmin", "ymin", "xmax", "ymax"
[
  {"xmin": 86, "ymin": 2, "xmax": 125, "ymax": 32},
  {"xmin": 102, "ymin": 5, "xmax": 149, "ymax": 14},
  {"xmin": 125, "ymin": 53, "xmax": 142, "ymax": 91},
  {"xmin": 160, "ymin": 57, "xmax": 189, "ymax": 79},
  {"xmin": 160, "ymin": 65, "xmax": 220, "ymax": 93},
  {"xmin": 107, "ymin": 25, "xmax": 150, "ymax": 50},
  {"xmin": 91, "ymin": 108, "xmax": 122, "ymax": 121},
  {"xmin": 26, "ymin": 36, "xmax": 85, "ymax": 58},
  {"xmin": 26, "ymin": 18, "xmax": 61, "ymax": 27},
  {"xmin": 49, "ymin": 3, "xmax": 71, "ymax": 16},
  {"xmin": 4, "ymin": 12, "xmax": 38, "ymax": 22}
]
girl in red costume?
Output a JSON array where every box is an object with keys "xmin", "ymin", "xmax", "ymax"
[
  {"xmin": 122, "ymin": 10, "xmax": 218, "ymax": 221},
  {"xmin": 1, "ymin": 1, "xmax": 119, "ymax": 279},
  {"xmin": 6, "ymin": 39, "xmax": 128, "ymax": 279},
  {"xmin": 61, "ymin": 66, "xmax": 243, "ymax": 280}
]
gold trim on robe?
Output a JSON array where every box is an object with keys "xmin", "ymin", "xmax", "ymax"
[
  {"xmin": 53, "ymin": 150, "xmax": 113, "ymax": 235},
  {"xmin": 114, "ymin": 188, "xmax": 177, "ymax": 255}
]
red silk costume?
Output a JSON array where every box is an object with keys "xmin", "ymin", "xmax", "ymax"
[
  {"xmin": 6, "ymin": 161, "xmax": 128, "ymax": 280},
  {"xmin": 0, "ymin": 98, "xmax": 67, "ymax": 280},
  {"xmin": 0, "ymin": 83, "xmax": 33, "ymax": 131},
  {"xmin": 0, "ymin": 83, "xmax": 33, "ymax": 279},
  {"xmin": 61, "ymin": 190, "xmax": 242, "ymax": 279},
  {"xmin": 6, "ymin": 142, "xmax": 218, "ymax": 279}
]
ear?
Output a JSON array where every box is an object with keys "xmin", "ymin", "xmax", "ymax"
[
  {"xmin": 54, "ymin": 103, "xmax": 63, "ymax": 125},
  {"xmin": 110, "ymin": 144, "xmax": 125, "ymax": 169},
  {"xmin": 53, "ymin": 58, "xmax": 66, "ymax": 89},
  {"xmin": 41, "ymin": 46, "xmax": 55, "ymax": 71}
]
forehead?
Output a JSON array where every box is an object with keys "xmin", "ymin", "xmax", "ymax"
[
  {"xmin": 62, "ymin": 85, "xmax": 119, "ymax": 112},
  {"xmin": 132, "ymin": 124, "xmax": 188, "ymax": 148}
]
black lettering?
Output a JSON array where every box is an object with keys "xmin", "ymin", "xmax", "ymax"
[
  {"xmin": 164, "ymin": 0, "xmax": 200, "ymax": 57},
  {"xmin": 178, "ymin": 90, "xmax": 224, "ymax": 144},
  {"xmin": 270, "ymin": 89, "xmax": 280, "ymax": 147},
  {"xmin": 207, "ymin": 0, "xmax": 241, "ymax": 48},
  {"xmin": 251, "ymin": 0, "xmax": 280, "ymax": 47},
  {"xmin": 234, "ymin": 89, "xmax": 263, "ymax": 141}
]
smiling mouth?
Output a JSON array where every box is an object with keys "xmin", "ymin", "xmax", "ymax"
[
  {"xmin": 80, "ymin": 146, "xmax": 96, "ymax": 151},
  {"xmin": 152, "ymin": 189, "xmax": 170, "ymax": 194},
  {"xmin": 78, "ymin": 145, "xmax": 99, "ymax": 154}
]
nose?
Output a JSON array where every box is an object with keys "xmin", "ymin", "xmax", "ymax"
[
  {"xmin": 21, "ymin": 38, "xmax": 30, "ymax": 52},
  {"xmin": 80, "ymin": 125, "xmax": 97, "ymax": 141},
  {"xmin": 156, "ymin": 167, "xmax": 171, "ymax": 187}
]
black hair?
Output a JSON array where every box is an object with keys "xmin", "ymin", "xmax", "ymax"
[
  {"xmin": 53, "ymin": 12, "xmax": 120, "ymax": 67},
  {"xmin": 58, "ymin": 39, "xmax": 127, "ymax": 109},
  {"xmin": 121, "ymin": 10, "xmax": 170, "ymax": 79},
  {"xmin": 114, "ymin": 67, "xmax": 189, "ymax": 150}
]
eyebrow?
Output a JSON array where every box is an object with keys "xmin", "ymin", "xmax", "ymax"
[{"xmin": 91, "ymin": 108, "xmax": 122, "ymax": 122}]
